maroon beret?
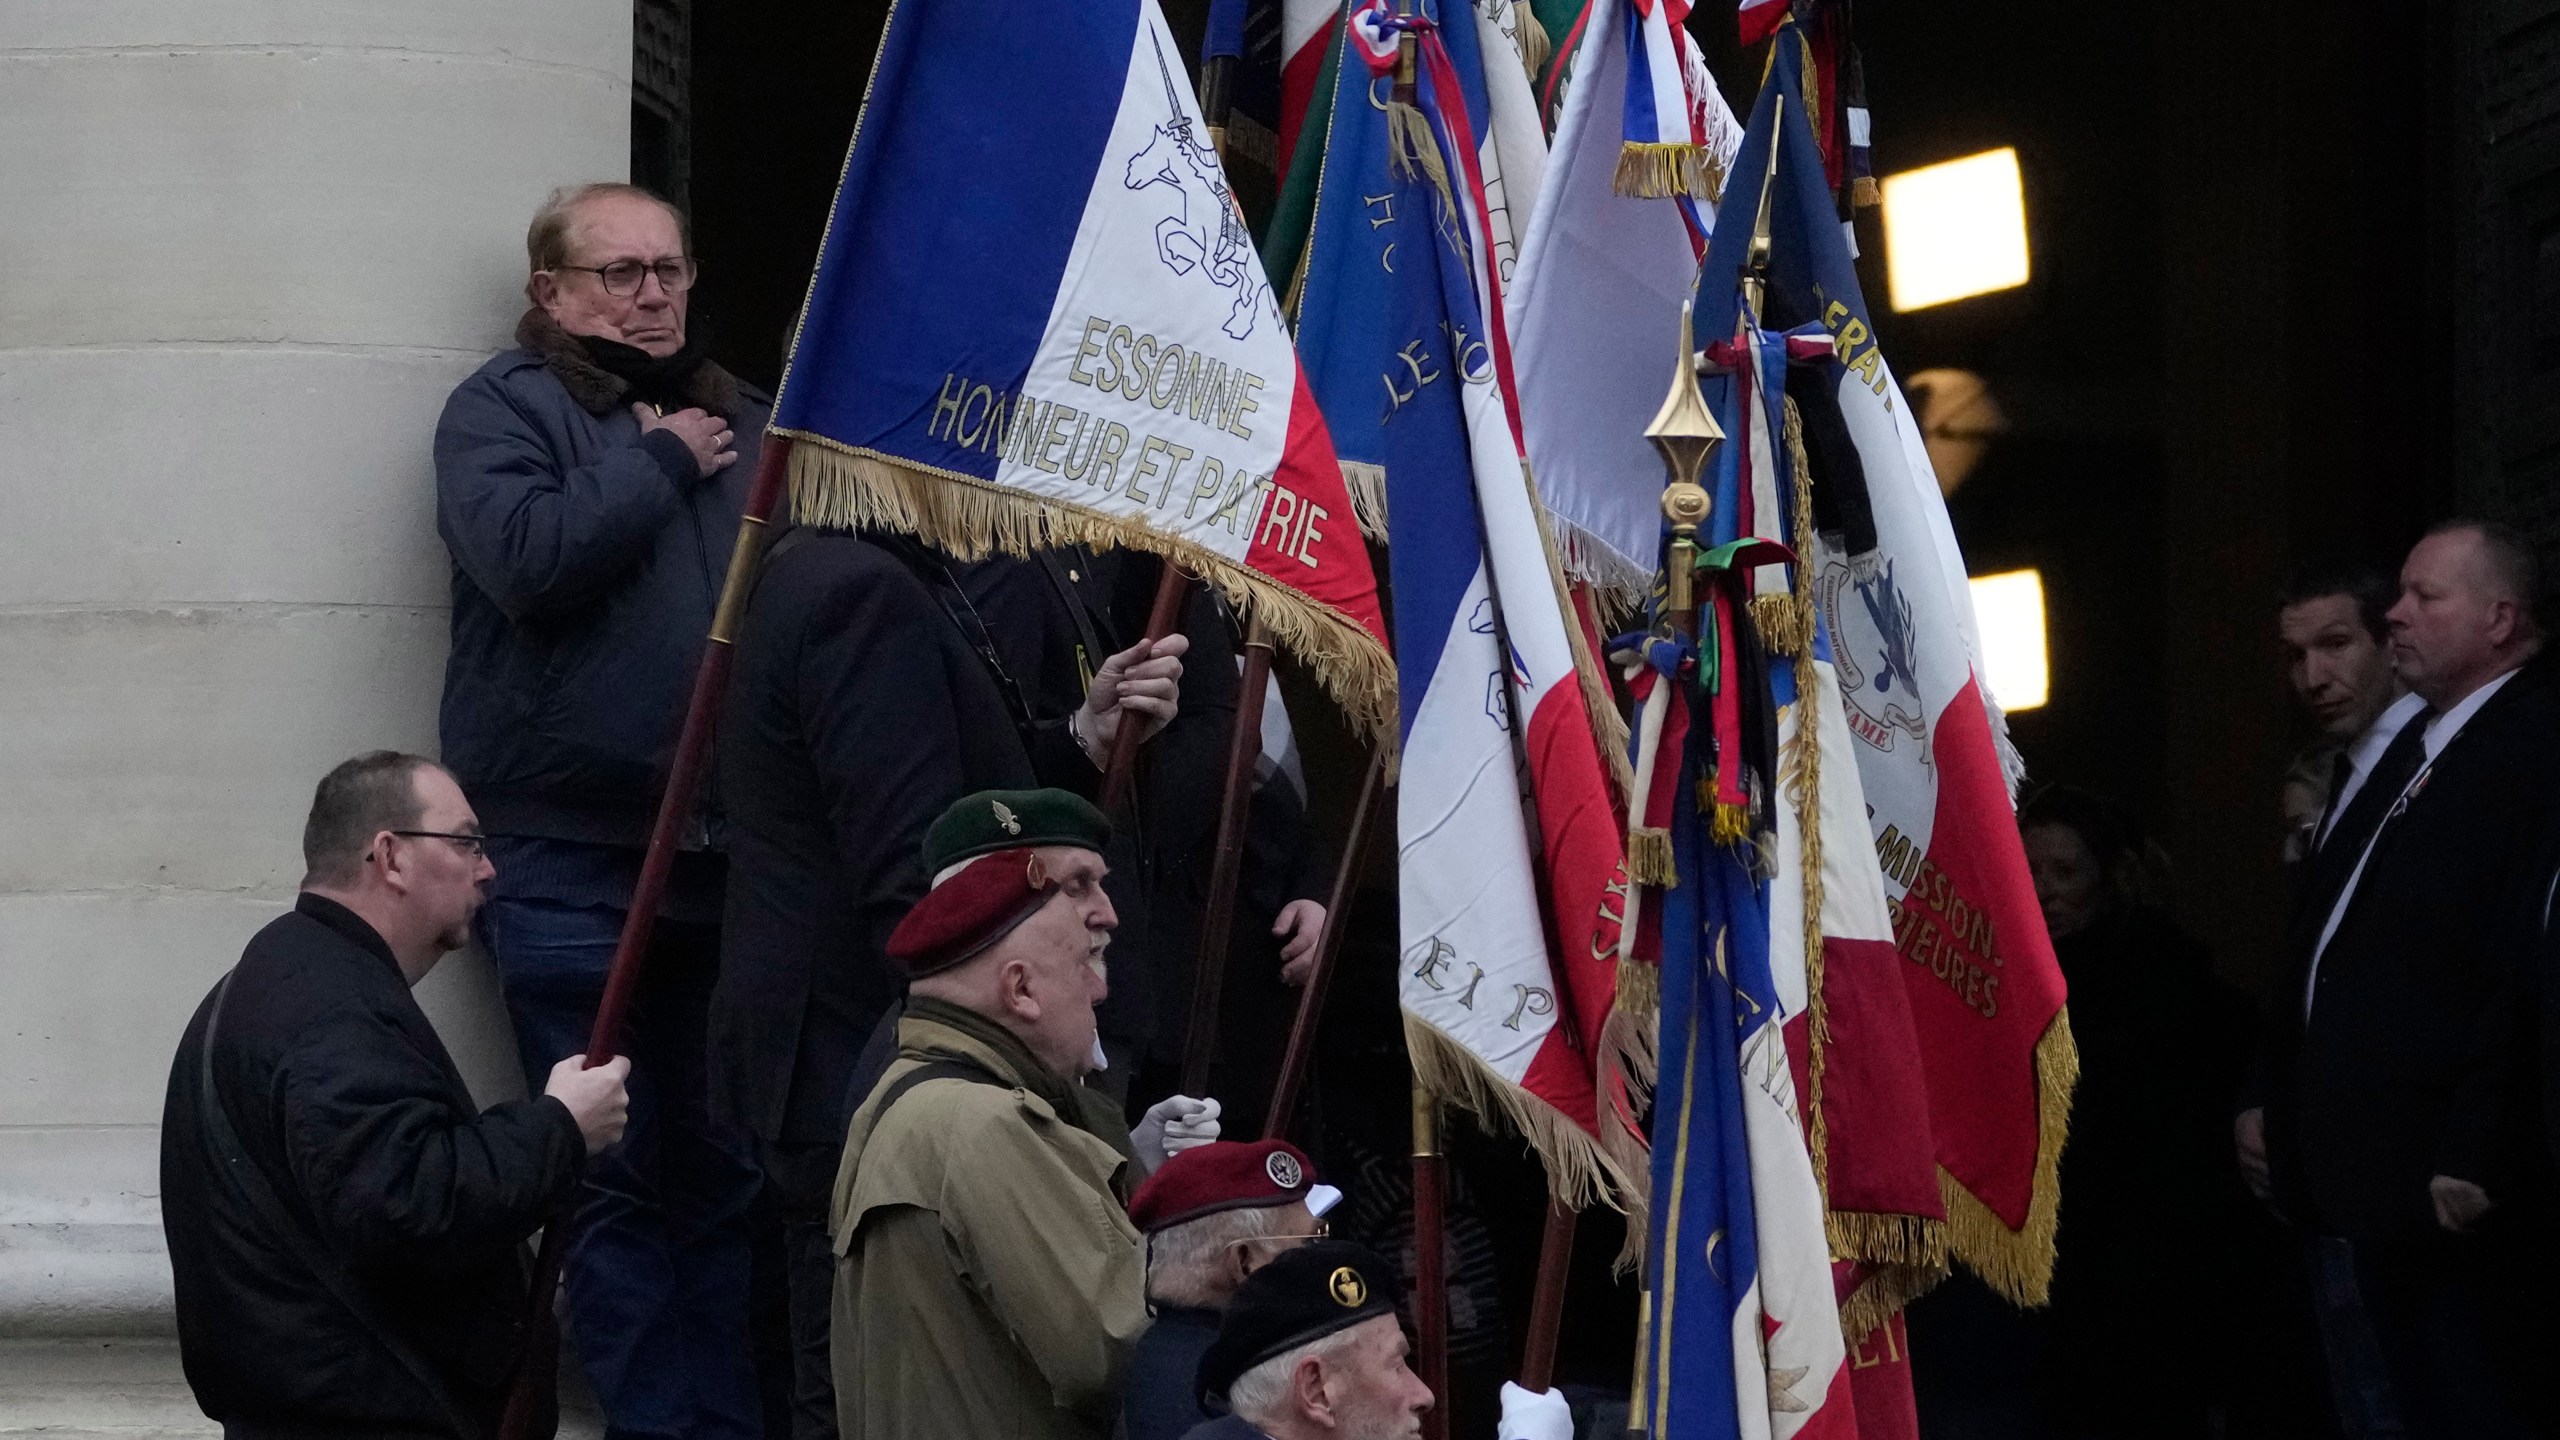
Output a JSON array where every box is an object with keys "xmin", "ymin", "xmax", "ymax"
[
  {"xmin": 1127, "ymin": 1140, "xmax": 1340, "ymax": 1234},
  {"xmin": 885, "ymin": 848, "xmax": 1059, "ymax": 978}
]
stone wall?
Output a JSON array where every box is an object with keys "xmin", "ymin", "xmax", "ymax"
[{"xmin": 0, "ymin": 1, "xmax": 629, "ymax": 1332}]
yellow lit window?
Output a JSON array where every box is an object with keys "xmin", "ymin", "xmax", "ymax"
[
  {"xmin": 1882, "ymin": 148, "xmax": 2030, "ymax": 312},
  {"xmin": 1968, "ymin": 568, "xmax": 2048, "ymax": 712}
]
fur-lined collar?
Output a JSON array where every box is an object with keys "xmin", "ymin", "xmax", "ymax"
[{"xmin": 515, "ymin": 307, "xmax": 745, "ymax": 419}]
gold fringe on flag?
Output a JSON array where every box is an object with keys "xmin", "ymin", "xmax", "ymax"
[
  {"xmin": 1403, "ymin": 1011, "xmax": 1631, "ymax": 1212},
  {"xmin": 1626, "ymin": 826, "xmax": 1676, "ymax": 886},
  {"xmin": 1599, "ymin": 956, "xmax": 1661, "ymax": 1272},
  {"xmin": 1937, "ymin": 1013, "xmax": 2079, "ymax": 1305},
  {"xmin": 1387, "ymin": 101, "xmax": 1458, "ymax": 221},
  {"xmin": 781, "ymin": 435, "xmax": 1401, "ymax": 750},
  {"xmin": 1776, "ymin": 395, "xmax": 1832, "ymax": 1198},
  {"xmin": 1338, "ymin": 460, "xmax": 1390, "ymax": 542},
  {"xmin": 1513, "ymin": 0, "xmax": 1553, "ymax": 81},
  {"xmin": 1613, "ymin": 141, "xmax": 1728, "ymax": 202},
  {"xmin": 1836, "ymin": 1259, "xmax": 1950, "ymax": 1349},
  {"xmin": 1750, "ymin": 591, "xmax": 1809, "ymax": 656}
]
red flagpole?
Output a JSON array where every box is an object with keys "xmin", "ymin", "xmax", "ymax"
[{"xmin": 494, "ymin": 433, "xmax": 795, "ymax": 1440}]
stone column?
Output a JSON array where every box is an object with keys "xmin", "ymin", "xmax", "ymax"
[{"xmin": 0, "ymin": 2, "xmax": 628, "ymax": 1332}]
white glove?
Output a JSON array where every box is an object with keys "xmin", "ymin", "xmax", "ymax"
[
  {"xmin": 1497, "ymin": 1382, "xmax": 1574, "ymax": 1440},
  {"xmin": 1132, "ymin": 1095, "xmax": 1222, "ymax": 1174}
]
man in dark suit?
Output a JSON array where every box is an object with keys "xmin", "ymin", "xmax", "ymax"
[{"xmin": 2238, "ymin": 519, "xmax": 2556, "ymax": 1437}]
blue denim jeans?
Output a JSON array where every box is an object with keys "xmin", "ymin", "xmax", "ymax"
[{"xmin": 482, "ymin": 897, "xmax": 764, "ymax": 1440}]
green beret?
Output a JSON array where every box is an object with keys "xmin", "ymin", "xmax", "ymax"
[{"xmin": 923, "ymin": 788, "xmax": 1111, "ymax": 876}]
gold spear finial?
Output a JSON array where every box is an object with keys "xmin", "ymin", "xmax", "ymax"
[
  {"xmin": 1743, "ymin": 108, "xmax": 1783, "ymax": 319},
  {"xmin": 1648, "ymin": 289, "xmax": 1722, "ymax": 621}
]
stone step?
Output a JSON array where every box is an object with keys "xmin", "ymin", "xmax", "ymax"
[{"xmin": 0, "ymin": 1338, "xmax": 603, "ymax": 1439}]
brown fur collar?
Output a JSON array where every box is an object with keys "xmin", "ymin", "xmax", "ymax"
[{"xmin": 515, "ymin": 307, "xmax": 745, "ymax": 419}]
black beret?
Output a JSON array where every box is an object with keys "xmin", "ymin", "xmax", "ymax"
[
  {"xmin": 922, "ymin": 788, "xmax": 1111, "ymax": 876},
  {"xmin": 1196, "ymin": 1240, "xmax": 1403, "ymax": 1411}
]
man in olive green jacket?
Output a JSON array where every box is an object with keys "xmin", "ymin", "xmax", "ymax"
[{"xmin": 829, "ymin": 790, "xmax": 1222, "ymax": 1440}]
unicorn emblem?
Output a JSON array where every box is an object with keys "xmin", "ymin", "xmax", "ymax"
[{"xmin": 1123, "ymin": 29, "xmax": 1264, "ymax": 340}]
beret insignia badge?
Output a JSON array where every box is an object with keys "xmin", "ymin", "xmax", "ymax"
[
  {"xmin": 1328, "ymin": 1266, "xmax": 1367, "ymax": 1308},
  {"xmin": 992, "ymin": 800, "xmax": 1022, "ymax": 835},
  {"xmin": 1265, "ymin": 1150, "xmax": 1303, "ymax": 1190}
]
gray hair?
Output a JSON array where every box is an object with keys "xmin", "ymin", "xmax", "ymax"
[
  {"xmin": 1226, "ymin": 1324, "xmax": 1365, "ymax": 1427},
  {"xmin": 1147, "ymin": 1203, "xmax": 1287, "ymax": 1309},
  {"xmin": 301, "ymin": 751, "xmax": 435, "ymax": 887},
  {"xmin": 525, "ymin": 182, "xmax": 688, "ymax": 275}
]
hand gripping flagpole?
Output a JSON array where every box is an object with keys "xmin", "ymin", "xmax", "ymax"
[{"xmin": 494, "ymin": 432, "xmax": 796, "ymax": 1440}]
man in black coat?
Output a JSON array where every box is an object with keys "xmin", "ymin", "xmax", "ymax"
[
  {"xmin": 161, "ymin": 752, "xmax": 630, "ymax": 1438},
  {"xmin": 712, "ymin": 527, "xmax": 1187, "ymax": 1439},
  {"xmin": 954, "ymin": 547, "xmax": 1330, "ymax": 1123},
  {"xmin": 433, "ymin": 182, "xmax": 768, "ymax": 1439},
  {"xmin": 2238, "ymin": 520, "xmax": 2558, "ymax": 1436}
]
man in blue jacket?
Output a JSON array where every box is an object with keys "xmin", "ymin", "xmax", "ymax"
[{"xmin": 434, "ymin": 181, "xmax": 764, "ymax": 1440}]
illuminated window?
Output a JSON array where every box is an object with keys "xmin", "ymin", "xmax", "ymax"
[
  {"xmin": 1968, "ymin": 569, "xmax": 2048, "ymax": 712},
  {"xmin": 1881, "ymin": 148, "xmax": 2030, "ymax": 313}
]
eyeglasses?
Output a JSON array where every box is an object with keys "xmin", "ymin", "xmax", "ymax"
[
  {"xmin": 554, "ymin": 257, "xmax": 698, "ymax": 297},
  {"xmin": 1225, "ymin": 1221, "xmax": 1331, "ymax": 1253},
  {"xmin": 389, "ymin": 830, "xmax": 488, "ymax": 858}
]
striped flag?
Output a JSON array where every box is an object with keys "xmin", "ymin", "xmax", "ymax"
[
  {"xmin": 1297, "ymin": 0, "xmax": 1628, "ymax": 1203},
  {"xmin": 769, "ymin": 0, "xmax": 1393, "ymax": 739},
  {"xmin": 1508, "ymin": 0, "xmax": 1743, "ymax": 604},
  {"xmin": 1706, "ymin": 23, "xmax": 2076, "ymax": 1303}
]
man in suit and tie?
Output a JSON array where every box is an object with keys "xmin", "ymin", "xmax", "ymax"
[{"xmin": 2237, "ymin": 519, "xmax": 2557, "ymax": 1437}]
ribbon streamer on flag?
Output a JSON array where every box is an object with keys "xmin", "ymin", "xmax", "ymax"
[
  {"xmin": 770, "ymin": 0, "xmax": 1393, "ymax": 741},
  {"xmin": 1297, "ymin": 0, "xmax": 1631, "ymax": 1206}
]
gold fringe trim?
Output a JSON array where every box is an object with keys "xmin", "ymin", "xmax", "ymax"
[
  {"xmin": 1387, "ymin": 100, "xmax": 1459, "ymax": 222},
  {"xmin": 1709, "ymin": 798, "xmax": 1752, "ymax": 846},
  {"xmin": 1851, "ymin": 174, "xmax": 1881, "ymax": 209},
  {"xmin": 1938, "ymin": 1012, "xmax": 2079, "ymax": 1306},
  {"xmin": 1514, "ymin": 0, "xmax": 1553, "ymax": 81},
  {"xmin": 1613, "ymin": 141, "xmax": 1727, "ymax": 202},
  {"xmin": 1826, "ymin": 1210, "xmax": 1948, "ymax": 1270},
  {"xmin": 1600, "ymin": 960, "xmax": 1661, "ymax": 1273},
  {"xmin": 1627, "ymin": 826, "xmax": 1676, "ymax": 886},
  {"xmin": 1338, "ymin": 460, "xmax": 1389, "ymax": 542},
  {"xmin": 782, "ymin": 435, "xmax": 1401, "ymax": 749},
  {"xmin": 1750, "ymin": 591, "xmax": 1808, "ymax": 656},
  {"xmin": 1521, "ymin": 464, "xmax": 1636, "ymax": 804},
  {"xmin": 1777, "ymin": 393, "xmax": 1830, "ymax": 1204},
  {"xmin": 1403, "ymin": 1012, "xmax": 1630, "ymax": 1212},
  {"xmin": 1836, "ymin": 1261, "xmax": 1949, "ymax": 1347}
]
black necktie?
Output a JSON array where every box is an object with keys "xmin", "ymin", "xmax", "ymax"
[{"xmin": 2309, "ymin": 708, "xmax": 2433, "ymax": 894}]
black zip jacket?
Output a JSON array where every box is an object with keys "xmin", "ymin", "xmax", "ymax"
[{"xmin": 161, "ymin": 895, "xmax": 585, "ymax": 1437}]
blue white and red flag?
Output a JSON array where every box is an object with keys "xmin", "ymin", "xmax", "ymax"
[
  {"xmin": 1702, "ymin": 23, "xmax": 2075, "ymax": 1302},
  {"xmin": 1508, "ymin": 0, "xmax": 1741, "ymax": 603},
  {"xmin": 770, "ymin": 0, "xmax": 1392, "ymax": 734},
  {"xmin": 1297, "ymin": 0, "xmax": 1628, "ymax": 1203}
]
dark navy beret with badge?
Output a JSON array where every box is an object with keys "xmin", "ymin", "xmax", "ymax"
[
  {"xmin": 1196, "ymin": 1240, "xmax": 1404, "ymax": 1410},
  {"xmin": 922, "ymin": 787, "xmax": 1110, "ymax": 876}
]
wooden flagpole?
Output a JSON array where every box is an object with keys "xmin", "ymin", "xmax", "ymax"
[
  {"xmin": 1099, "ymin": 566, "xmax": 1193, "ymax": 814},
  {"xmin": 1517, "ymin": 1200, "xmax": 1580, "ymax": 1393},
  {"xmin": 1411, "ymin": 1081, "xmax": 1451, "ymax": 1440},
  {"xmin": 494, "ymin": 434, "xmax": 797, "ymax": 1440},
  {"xmin": 1260, "ymin": 747, "xmax": 1389, "ymax": 1139},
  {"xmin": 1177, "ymin": 619, "xmax": 1276, "ymax": 1096}
]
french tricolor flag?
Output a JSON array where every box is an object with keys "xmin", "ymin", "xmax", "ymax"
[
  {"xmin": 1298, "ymin": 0, "xmax": 1628, "ymax": 1203},
  {"xmin": 772, "ymin": 0, "xmax": 1393, "ymax": 732}
]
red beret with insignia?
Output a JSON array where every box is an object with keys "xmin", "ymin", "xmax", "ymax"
[
  {"xmin": 1126, "ymin": 1140, "xmax": 1341, "ymax": 1235},
  {"xmin": 885, "ymin": 848, "xmax": 1059, "ymax": 978}
]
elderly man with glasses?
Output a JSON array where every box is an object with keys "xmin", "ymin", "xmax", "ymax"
[{"xmin": 431, "ymin": 182, "xmax": 768, "ymax": 1440}]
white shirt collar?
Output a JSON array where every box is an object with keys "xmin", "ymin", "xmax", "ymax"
[{"xmin": 2420, "ymin": 664, "xmax": 2523, "ymax": 761}]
